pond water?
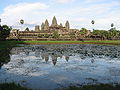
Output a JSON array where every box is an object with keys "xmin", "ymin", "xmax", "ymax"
[{"xmin": 0, "ymin": 44, "xmax": 120, "ymax": 90}]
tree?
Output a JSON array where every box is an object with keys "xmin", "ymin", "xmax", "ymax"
[
  {"xmin": 0, "ymin": 18, "xmax": 1, "ymax": 25},
  {"xmin": 108, "ymin": 29, "xmax": 118, "ymax": 40},
  {"xmin": 110, "ymin": 23, "xmax": 116, "ymax": 31},
  {"xmin": 20, "ymin": 19, "xmax": 24, "ymax": 24},
  {"xmin": 44, "ymin": 33, "xmax": 50, "ymax": 38},
  {"xmin": 0, "ymin": 25, "xmax": 12, "ymax": 40},
  {"xmin": 92, "ymin": 30, "xmax": 108, "ymax": 40},
  {"xmin": 38, "ymin": 34, "xmax": 43, "ymax": 38},
  {"xmin": 80, "ymin": 28, "xmax": 88, "ymax": 35},
  {"xmin": 111, "ymin": 23, "xmax": 114, "ymax": 28},
  {"xmin": 91, "ymin": 20, "xmax": 95, "ymax": 31},
  {"xmin": 52, "ymin": 31, "xmax": 60, "ymax": 39},
  {"xmin": 20, "ymin": 19, "xmax": 24, "ymax": 30}
]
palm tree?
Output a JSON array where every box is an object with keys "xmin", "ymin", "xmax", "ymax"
[
  {"xmin": 111, "ymin": 23, "xmax": 114, "ymax": 28},
  {"xmin": 0, "ymin": 18, "xmax": 1, "ymax": 26},
  {"xmin": 20, "ymin": 19, "xmax": 24, "ymax": 24},
  {"xmin": 110, "ymin": 23, "xmax": 115, "ymax": 30},
  {"xmin": 20, "ymin": 19, "xmax": 24, "ymax": 30},
  {"xmin": 91, "ymin": 20, "xmax": 95, "ymax": 31}
]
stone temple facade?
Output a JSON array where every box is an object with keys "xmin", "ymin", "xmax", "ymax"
[
  {"xmin": 9, "ymin": 16, "xmax": 81, "ymax": 40},
  {"xmin": 39, "ymin": 16, "xmax": 70, "ymax": 32}
]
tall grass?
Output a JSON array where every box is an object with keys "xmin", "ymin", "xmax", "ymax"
[
  {"xmin": 57, "ymin": 84, "xmax": 120, "ymax": 90},
  {"xmin": 0, "ymin": 83, "xmax": 31, "ymax": 90}
]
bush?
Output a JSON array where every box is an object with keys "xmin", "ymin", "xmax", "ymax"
[
  {"xmin": 0, "ymin": 25, "xmax": 11, "ymax": 40},
  {"xmin": 0, "ymin": 83, "xmax": 31, "ymax": 90}
]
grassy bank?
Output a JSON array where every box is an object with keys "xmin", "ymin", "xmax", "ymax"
[
  {"xmin": 18, "ymin": 40, "xmax": 120, "ymax": 44},
  {"xmin": 0, "ymin": 40, "xmax": 120, "ymax": 47},
  {"xmin": 0, "ymin": 41, "xmax": 18, "ymax": 50},
  {"xmin": 0, "ymin": 83, "xmax": 31, "ymax": 90},
  {"xmin": 16, "ymin": 40, "xmax": 120, "ymax": 45},
  {"xmin": 0, "ymin": 83, "xmax": 120, "ymax": 90},
  {"xmin": 0, "ymin": 40, "xmax": 120, "ymax": 44},
  {"xmin": 85, "ymin": 40, "xmax": 120, "ymax": 44},
  {"xmin": 57, "ymin": 84, "xmax": 120, "ymax": 90},
  {"xmin": 0, "ymin": 40, "xmax": 120, "ymax": 50}
]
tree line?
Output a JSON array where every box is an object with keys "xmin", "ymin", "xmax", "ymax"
[{"xmin": 79, "ymin": 28, "xmax": 120, "ymax": 40}]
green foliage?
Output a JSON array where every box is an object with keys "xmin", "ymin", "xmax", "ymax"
[
  {"xmin": 57, "ymin": 84, "xmax": 120, "ymax": 90},
  {"xmin": 80, "ymin": 28, "xmax": 88, "ymax": 35},
  {"xmin": 0, "ymin": 25, "xmax": 11, "ymax": 40},
  {"xmin": 92, "ymin": 29, "xmax": 120, "ymax": 40},
  {"xmin": 0, "ymin": 48, "xmax": 10, "ymax": 68},
  {"xmin": 108, "ymin": 29, "xmax": 119, "ymax": 39},
  {"xmin": 91, "ymin": 20, "xmax": 95, "ymax": 24},
  {"xmin": 20, "ymin": 19, "xmax": 24, "ymax": 24},
  {"xmin": 0, "ymin": 41, "xmax": 18, "ymax": 69},
  {"xmin": 38, "ymin": 34, "xmax": 51, "ymax": 38},
  {"xmin": 0, "ymin": 83, "xmax": 31, "ymax": 90},
  {"xmin": 52, "ymin": 31, "xmax": 60, "ymax": 38},
  {"xmin": 38, "ymin": 34, "xmax": 44, "ymax": 38},
  {"xmin": 111, "ymin": 23, "xmax": 114, "ymax": 27},
  {"xmin": 44, "ymin": 33, "xmax": 50, "ymax": 38}
]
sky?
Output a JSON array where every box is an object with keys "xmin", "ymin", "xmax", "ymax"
[{"xmin": 0, "ymin": 0, "xmax": 120, "ymax": 30}]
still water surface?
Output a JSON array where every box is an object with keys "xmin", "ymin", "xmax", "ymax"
[{"xmin": 0, "ymin": 44, "xmax": 120, "ymax": 90}]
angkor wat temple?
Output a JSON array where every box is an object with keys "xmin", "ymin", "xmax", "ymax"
[{"xmin": 9, "ymin": 16, "xmax": 87, "ymax": 40}]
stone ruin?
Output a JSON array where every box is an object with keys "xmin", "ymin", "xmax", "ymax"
[{"xmin": 9, "ymin": 16, "xmax": 87, "ymax": 40}]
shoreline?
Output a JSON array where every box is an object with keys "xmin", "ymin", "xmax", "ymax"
[
  {"xmin": 16, "ymin": 40, "xmax": 120, "ymax": 45},
  {"xmin": 0, "ymin": 83, "xmax": 120, "ymax": 90},
  {"xmin": 19, "ymin": 42, "xmax": 120, "ymax": 45},
  {"xmin": 0, "ymin": 40, "xmax": 120, "ymax": 50}
]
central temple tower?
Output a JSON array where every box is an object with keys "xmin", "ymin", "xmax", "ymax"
[{"xmin": 51, "ymin": 16, "xmax": 58, "ymax": 27}]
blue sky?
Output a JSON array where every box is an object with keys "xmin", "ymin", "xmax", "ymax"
[{"xmin": 0, "ymin": 0, "xmax": 120, "ymax": 30}]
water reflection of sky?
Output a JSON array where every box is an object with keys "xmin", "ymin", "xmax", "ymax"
[{"xmin": 0, "ymin": 44, "xmax": 120, "ymax": 90}]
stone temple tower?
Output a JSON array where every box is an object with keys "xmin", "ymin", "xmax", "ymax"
[
  {"xmin": 65, "ymin": 20, "xmax": 70, "ymax": 30},
  {"xmin": 44, "ymin": 19, "xmax": 49, "ymax": 30},
  {"xmin": 52, "ymin": 16, "xmax": 57, "ymax": 27},
  {"xmin": 41, "ymin": 22, "xmax": 45, "ymax": 30},
  {"xmin": 60, "ymin": 23, "xmax": 63, "ymax": 27},
  {"xmin": 35, "ymin": 25, "xmax": 40, "ymax": 31}
]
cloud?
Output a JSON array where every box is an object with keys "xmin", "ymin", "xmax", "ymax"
[
  {"xmin": 0, "ymin": 0, "xmax": 120, "ymax": 30},
  {"xmin": 56, "ymin": 1, "xmax": 120, "ymax": 30},
  {"xmin": 85, "ymin": 0, "xmax": 106, "ymax": 3},
  {"xmin": 0, "ymin": 2, "xmax": 49, "ymax": 29},
  {"xmin": 51, "ymin": 0, "xmax": 75, "ymax": 3}
]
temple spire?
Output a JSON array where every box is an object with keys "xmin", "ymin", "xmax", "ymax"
[
  {"xmin": 45, "ymin": 19, "xmax": 49, "ymax": 26},
  {"xmin": 44, "ymin": 19, "xmax": 49, "ymax": 30},
  {"xmin": 35, "ymin": 25, "xmax": 40, "ymax": 32},
  {"xmin": 41, "ymin": 22, "xmax": 45, "ymax": 30},
  {"xmin": 65, "ymin": 20, "xmax": 70, "ymax": 30},
  {"xmin": 52, "ymin": 16, "xmax": 57, "ymax": 27}
]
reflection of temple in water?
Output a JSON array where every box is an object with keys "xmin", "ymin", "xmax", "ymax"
[
  {"xmin": 51, "ymin": 55, "xmax": 58, "ymax": 66},
  {"xmin": 11, "ymin": 46, "xmax": 71, "ymax": 66},
  {"xmin": 10, "ymin": 44, "xmax": 120, "ymax": 66},
  {"xmin": 65, "ymin": 56, "xmax": 69, "ymax": 62},
  {"xmin": 41, "ymin": 53, "xmax": 70, "ymax": 66},
  {"xmin": 45, "ymin": 56, "xmax": 49, "ymax": 62}
]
